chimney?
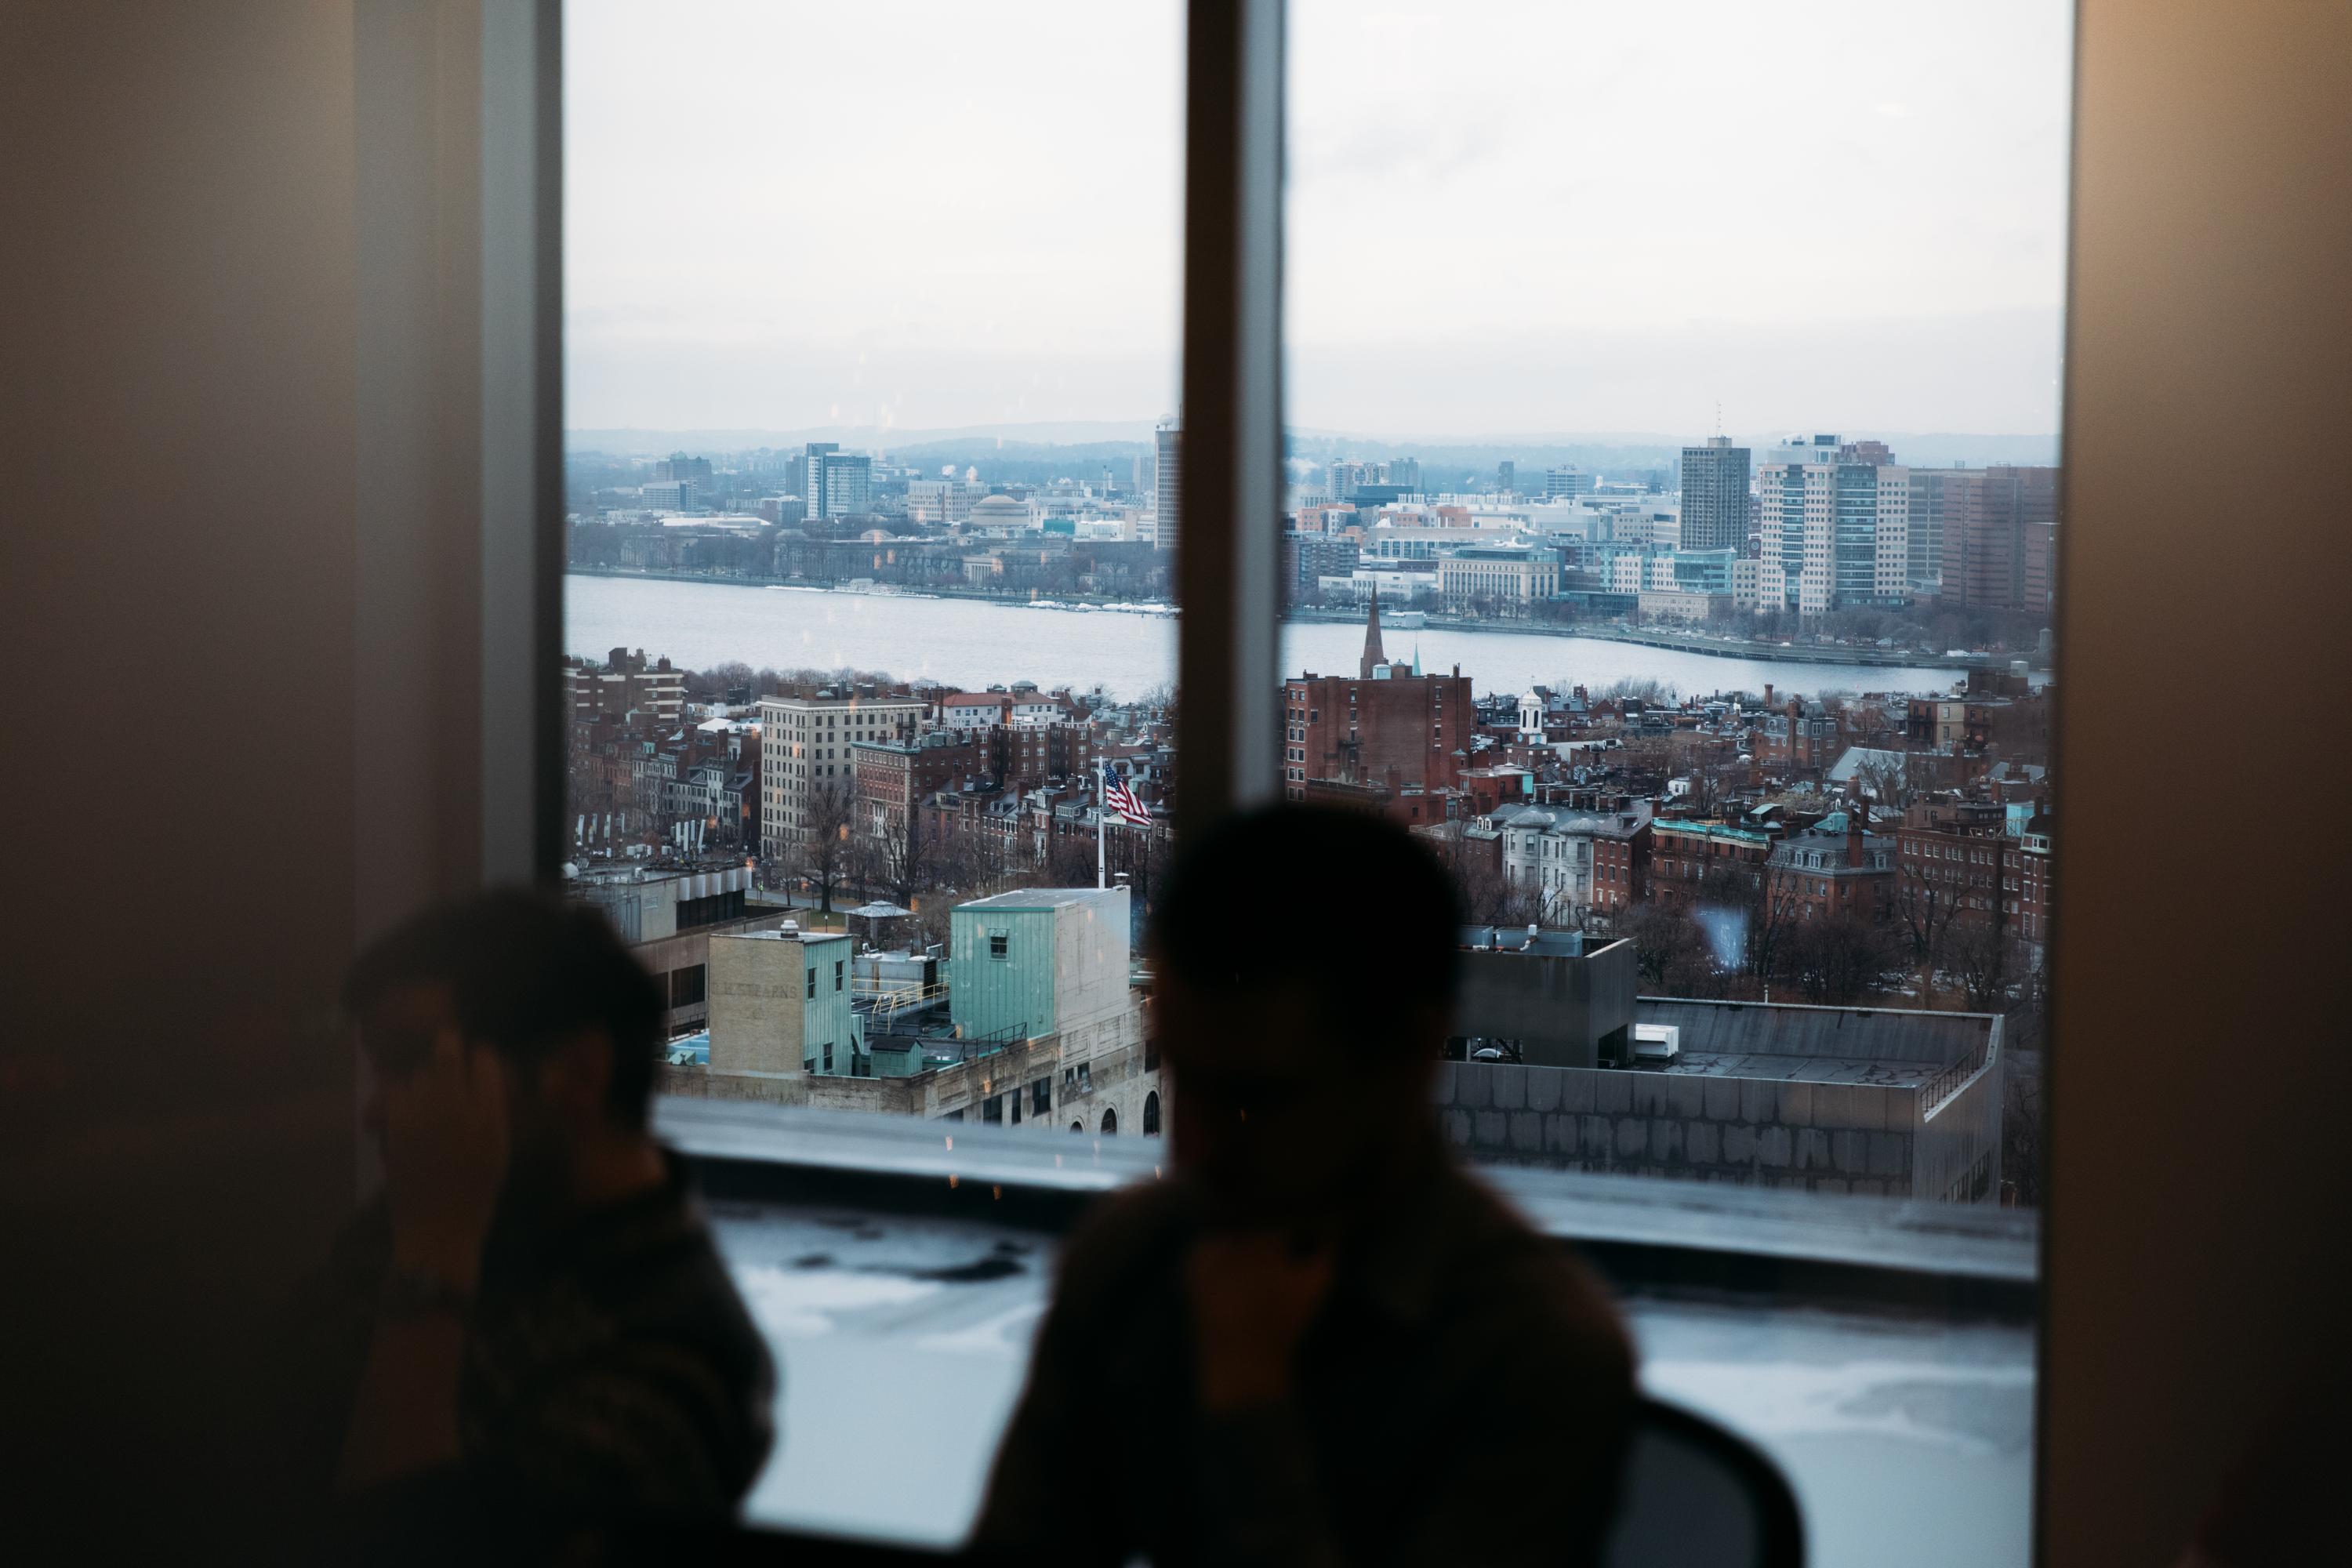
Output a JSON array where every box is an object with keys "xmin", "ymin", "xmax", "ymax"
[
  {"xmin": 1847, "ymin": 814, "xmax": 1866, "ymax": 868},
  {"xmin": 1763, "ymin": 683, "xmax": 1773, "ymax": 707}
]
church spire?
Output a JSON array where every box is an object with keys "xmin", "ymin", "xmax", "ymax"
[{"xmin": 1359, "ymin": 593, "xmax": 1386, "ymax": 680}]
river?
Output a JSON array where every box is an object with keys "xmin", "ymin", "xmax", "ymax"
[{"xmin": 567, "ymin": 574, "xmax": 1977, "ymax": 701}]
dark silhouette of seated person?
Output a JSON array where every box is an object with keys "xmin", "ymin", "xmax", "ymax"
[
  {"xmin": 975, "ymin": 805, "xmax": 1635, "ymax": 1566},
  {"xmin": 280, "ymin": 890, "xmax": 772, "ymax": 1556}
]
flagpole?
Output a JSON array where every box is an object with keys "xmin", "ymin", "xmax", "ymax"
[{"xmin": 1097, "ymin": 757, "xmax": 1108, "ymax": 889}]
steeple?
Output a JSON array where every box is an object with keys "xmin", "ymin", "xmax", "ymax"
[{"xmin": 1359, "ymin": 593, "xmax": 1386, "ymax": 680}]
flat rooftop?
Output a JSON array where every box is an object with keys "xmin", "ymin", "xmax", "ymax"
[
  {"xmin": 1634, "ymin": 998, "xmax": 1994, "ymax": 1086},
  {"xmin": 1460, "ymin": 924, "xmax": 1624, "ymax": 958},
  {"xmin": 955, "ymin": 887, "xmax": 1124, "ymax": 913}
]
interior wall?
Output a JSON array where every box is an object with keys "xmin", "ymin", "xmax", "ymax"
[
  {"xmin": 2042, "ymin": 2, "xmax": 2352, "ymax": 1562},
  {"xmin": 0, "ymin": 2, "xmax": 364, "ymax": 1551}
]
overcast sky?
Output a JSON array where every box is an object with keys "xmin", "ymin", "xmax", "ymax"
[{"xmin": 567, "ymin": 1, "xmax": 2073, "ymax": 441}]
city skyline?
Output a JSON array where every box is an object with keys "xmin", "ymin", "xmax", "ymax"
[{"xmin": 567, "ymin": 1, "xmax": 2072, "ymax": 438}]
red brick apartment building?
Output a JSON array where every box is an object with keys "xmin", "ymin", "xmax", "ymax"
[
  {"xmin": 1895, "ymin": 797, "xmax": 2015, "ymax": 931},
  {"xmin": 1650, "ymin": 819, "xmax": 1775, "ymax": 906},
  {"xmin": 1769, "ymin": 818, "xmax": 1896, "ymax": 919},
  {"xmin": 1283, "ymin": 600, "xmax": 1475, "ymax": 799},
  {"xmin": 851, "ymin": 731, "xmax": 988, "ymax": 837},
  {"xmin": 1591, "ymin": 818, "xmax": 1651, "ymax": 914}
]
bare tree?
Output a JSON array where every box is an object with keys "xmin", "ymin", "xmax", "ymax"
[
  {"xmin": 794, "ymin": 781, "xmax": 859, "ymax": 913},
  {"xmin": 1945, "ymin": 916, "xmax": 2014, "ymax": 1012},
  {"xmin": 1616, "ymin": 898, "xmax": 1719, "ymax": 995},
  {"xmin": 1702, "ymin": 860, "xmax": 1803, "ymax": 988},
  {"xmin": 869, "ymin": 808, "xmax": 924, "ymax": 909},
  {"xmin": 1780, "ymin": 910, "xmax": 1902, "ymax": 1006},
  {"xmin": 1892, "ymin": 873, "xmax": 1965, "ymax": 982}
]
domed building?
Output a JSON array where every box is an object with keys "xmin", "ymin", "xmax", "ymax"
[{"xmin": 964, "ymin": 492, "xmax": 1035, "ymax": 538}]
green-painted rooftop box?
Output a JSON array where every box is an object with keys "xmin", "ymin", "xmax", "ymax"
[{"xmin": 949, "ymin": 887, "xmax": 1130, "ymax": 1046}]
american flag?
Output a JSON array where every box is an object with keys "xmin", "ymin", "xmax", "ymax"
[{"xmin": 1102, "ymin": 768, "xmax": 1153, "ymax": 827}]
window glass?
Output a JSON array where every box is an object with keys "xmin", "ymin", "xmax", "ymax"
[
  {"xmin": 1287, "ymin": 3, "xmax": 2068, "ymax": 1561},
  {"xmin": 563, "ymin": 0, "xmax": 1181, "ymax": 1540}
]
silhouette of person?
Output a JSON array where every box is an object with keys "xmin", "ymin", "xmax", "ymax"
[
  {"xmin": 277, "ymin": 890, "xmax": 771, "ymax": 1560},
  {"xmin": 975, "ymin": 804, "xmax": 1635, "ymax": 1566}
]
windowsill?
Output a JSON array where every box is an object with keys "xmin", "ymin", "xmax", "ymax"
[
  {"xmin": 655, "ymin": 1097, "xmax": 2036, "ymax": 1300},
  {"xmin": 663, "ymin": 1099, "xmax": 2034, "ymax": 1567}
]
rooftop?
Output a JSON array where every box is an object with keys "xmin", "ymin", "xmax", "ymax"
[
  {"xmin": 953, "ymin": 887, "xmax": 1125, "ymax": 914},
  {"xmin": 1634, "ymin": 998, "xmax": 1994, "ymax": 1086},
  {"xmin": 1459, "ymin": 924, "xmax": 1618, "ymax": 959}
]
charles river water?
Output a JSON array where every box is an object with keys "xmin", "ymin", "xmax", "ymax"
[{"xmin": 568, "ymin": 574, "xmax": 1993, "ymax": 700}]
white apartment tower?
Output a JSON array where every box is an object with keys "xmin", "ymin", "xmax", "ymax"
[
  {"xmin": 1755, "ymin": 435, "xmax": 1909, "ymax": 615},
  {"xmin": 757, "ymin": 691, "xmax": 928, "ymax": 856}
]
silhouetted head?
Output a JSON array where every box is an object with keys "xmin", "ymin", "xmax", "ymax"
[
  {"xmin": 344, "ymin": 888, "xmax": 666, "ymax": 1197},
  {"xmin": 1150, "ymin": 804, "xmax": 1462, "ymax": 1229}
]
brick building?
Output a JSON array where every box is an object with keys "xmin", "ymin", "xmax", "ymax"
[
  {"xmin": 851, "ymin": 731, "xmax": 989, "ymax": 838},
  {"xmin": 1754, "ymin": 699, "xmax": 1841, "ymax": 775},
  {"xmin": 1895, "ymin": 797, "xmax": 2015, "ymax": 934},
  {"xmin": 1649, "ymin": 819, "xmax": 1775, "ymax": 907},
  {"xmin": 1282, "ymin": 598, "xmax": 1475, "ymax": 800},
  {"xmin": 1001, "ymin": 720, "xmax": 1094, "ymax": 793},
  {"xmin": 565, "ymin": 647, "xmax": 684, "ymax": 732},
  {"xmin": 1768, "ymin": 815, "xmax": 1896, "ymax": 920},
  {"xmin": 2013, "ymin": 815, "xmax": 2053, "ymax": 962}
]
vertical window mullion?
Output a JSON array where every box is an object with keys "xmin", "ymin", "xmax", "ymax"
[{"xmin": 1176, "ymin": 0, "xmax": 1286, "ymax": 840}]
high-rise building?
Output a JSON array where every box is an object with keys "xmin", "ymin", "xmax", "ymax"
[
  {"xmin": 1907, "ymin": 470, "xmax": 1958, "ymax": 594},
  {"xmin": 1544, "ymin": 465, "xmax": 1595, "ymax": 499},
  {"xmin": 1679, "ymin": 436, "xmax": 1751, "ymax": 553},
  {"xmin": 1934, "ymin": 465, "xmax": 2058, "ymax": 615},
  {"xmin": 1755, "ymin": 435, "xmax": 1909, "ymax": 614},
  {"xmin": 1497, "ymin": 459, "xmax": 1516, "ymax": 495},
  {"xmin": 1380, "ymin": 456, "xmax": 1421, "ymax": 492},
  {"xmin": 803, "ymin": 443, "xmax": 873, "ymax": 520},
  {"xmin": 1328, "ymin": 459, "xmax": 1369, "ymax": 499},
  {"xmin": 1153, "ymin": 420, "xmax": 1181, "ymax": 552}
]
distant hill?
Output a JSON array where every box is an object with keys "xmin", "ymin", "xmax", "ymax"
[
  {"xmin": 569, "ymin": 423, "xmax": 2060, "ymax": 473},
  {"xmin": 566, "ymin": 420, "xmax": 1158, "ymax": 456}
]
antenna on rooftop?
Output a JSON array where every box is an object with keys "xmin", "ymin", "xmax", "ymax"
[{"xmin": 1715, "ymin": 400, "xmax": 1724, "ymax": 438}]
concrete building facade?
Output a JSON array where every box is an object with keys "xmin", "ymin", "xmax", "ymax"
[
  {"xmin": 1153, "ymin": 420, "xmax": 1181, "ymax": 552},
  {"xmin": 1434, "ymin": 998, "xmax": 2003, "ymax": 1203}
]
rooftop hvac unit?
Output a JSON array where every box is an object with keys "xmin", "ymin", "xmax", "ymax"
[{"xmin": 1632, "ymin": 1024, "xmax": 1681, "ymax": 1062}]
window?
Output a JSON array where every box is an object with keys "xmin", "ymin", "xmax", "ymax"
[
  {"xmin": 557, "ymin": 0, "xmax": 2061, "ymax": 1556},
  {"xmin": 833, "ymin": 960, "xmax": 844, "ymax": 993},
  {"xmin": 982, "ymin": 1094, "xmax": 1003, "ymax": 1125},
  {"xmin": 1283, "ymin": 0, "xmax": 2065, "ymax": 1555},
  {"xmin": 820, "ymin": 1041, "xmax": 833, "ymax": 1074},
  {"xmin": 667, "ymin": 964, "xmax": 706, "ymax": 1010}
]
